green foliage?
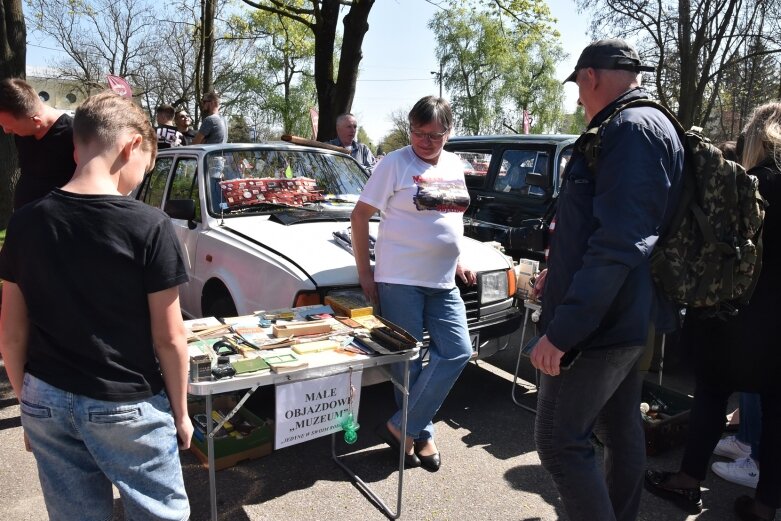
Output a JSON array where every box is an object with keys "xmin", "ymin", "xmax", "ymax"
[
  {"xmin": 430, "ymin": 1, "xmax": 566, "ymax": 135},
  {"xmin": 357, "ymin": 127, "xmax": 374, "ymax": 153},
  {"xmin": 378, "ymin": 108, "xmax": 411, "ymax": 153}
]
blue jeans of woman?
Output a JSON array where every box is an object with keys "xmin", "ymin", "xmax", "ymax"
[
  {"xmin": 377, "ymin": 283, "xmax": 472, "ymax": 441},
  {"xmin": 534, "ymin": 344, "xmax": 646, "ymax": 521},
  {"xmin": 20, "ymin": 373, "xmax": 190, "ymax": 521}
]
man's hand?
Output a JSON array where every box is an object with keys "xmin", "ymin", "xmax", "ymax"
[
  {"xmin": 532, "ymin": 268, "xmax": 547, "ymax": 300},
  {"xmin": 456, "ymin": 262, "xmax": 477, "ymax": 286},
  {"xmin": 359, "ymin": 271, "xmax": 378, "ymax": 307},
  {"xmin": 176, "ymin": 416, "xmax": 194, "ymax": 450},
  {"xmin": 530, "ymin": 334, "xmax": 565, "ymax": 376}
]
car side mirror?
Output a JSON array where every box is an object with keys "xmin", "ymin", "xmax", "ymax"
[
  {"xmin": 164, "ymin": 199, "xmax": 197, "ymax": 229},
  {"xmin": 524, "ymin": 171, "xmax": 550, "ymax": 189}
]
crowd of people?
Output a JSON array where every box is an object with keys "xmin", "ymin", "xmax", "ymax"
[{"xmin": 1, "ymin": 34, "xmax": 780, "ymax": 520}]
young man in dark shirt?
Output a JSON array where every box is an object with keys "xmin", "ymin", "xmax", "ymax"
[
  {"xmin": 0, "ymin": 78, "xmax": 77, "ymax": 209},
  {"xmin": 155, "ymin": 103, "xmax": 183, "ymax": 149},
  {"xmin": 175, "ymin": 108, "xmax": 196, "ymax": 145}
]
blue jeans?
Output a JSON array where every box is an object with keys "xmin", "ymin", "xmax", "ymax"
[
  {"xmin": 20, "ymin": 373, "xmax": 190, "ymax": 521},
  {"xmin": 378, "ymin": 283, "xmax": 472, "ymax": 441},
  {"xmin": 535, "ymin": 345, "xmax": 646, "ymax": 521},
  {"xmin": 738, "ymin": 392, "xmax": 762, "ymax": 460}
]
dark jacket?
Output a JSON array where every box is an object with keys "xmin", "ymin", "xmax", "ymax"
[{"xmin": 540, "ymin": 87, "xmax": 684, "ymax": 352}]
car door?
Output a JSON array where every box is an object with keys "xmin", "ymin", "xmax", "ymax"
[{"xmin": 163, "ymin": 155, "xmax": 202, "ymax": 314}]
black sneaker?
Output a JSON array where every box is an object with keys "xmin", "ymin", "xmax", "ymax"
[{"xmin": 644, "ymin": 470, "xmax": 703, "ymax": 514}]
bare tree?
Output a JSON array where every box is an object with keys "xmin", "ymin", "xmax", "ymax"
[
  {"xmin": 26, "ymin": 0, "xmax": 159, "ymax": 96},
  {"xmin": 239, "ymin": 0, "xmax": 375, "ymax": 141},
  {"xmin": 577, "ymin": 0, "xmax": 781, "ymax": 129},
  {"xmin": 1, "ymin": 0, "xmax": 26, "ymax": 226}
]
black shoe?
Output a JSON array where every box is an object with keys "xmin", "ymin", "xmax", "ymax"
[
  {"xmin": 375, "ymin": 424, "xmax": 420, "ymax": 468},
  {"xmin": 414, "ymin": 440, "xmax": 441, "ymax": 473},
  {"xmin": 644, "ymin": 470, "xmax": 703, "ymax": 514},
  {"xmin": 735, "ymin": 495, "xmax": 776, "ymax": 521}
]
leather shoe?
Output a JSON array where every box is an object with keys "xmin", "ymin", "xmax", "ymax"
[
  {"xmin": 375, "ymin": 424, "xmax": 420, "ymax": 468},
  {"xmin": 414, "ymin": 440, "xmax": 441, "ymax": 473},
  {"xmin": 644, "ymin": 470, "xmax": 702, "ymax": 514}
]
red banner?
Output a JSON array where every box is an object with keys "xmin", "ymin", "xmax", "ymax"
[{"xmin": 107, "ymin": 75, "xmax": 133, "ymax": 98}]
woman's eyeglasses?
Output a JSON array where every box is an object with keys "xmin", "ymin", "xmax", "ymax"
[{"xmin": 410, "ymin": 129, "xmax": 448, "ymax": 142}]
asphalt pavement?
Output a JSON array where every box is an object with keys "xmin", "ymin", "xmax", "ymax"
[{"xmin": 0, "ymin": 326, "xmax": 763, "ymax": 521}]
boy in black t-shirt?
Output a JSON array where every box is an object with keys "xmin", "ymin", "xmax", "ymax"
[
  {"xmin": 0, "ymin": 91, "xmax": 192, "ymax": 520},
  {"xmin": 0, "ymin": 78, "xmax": 77, "ymax": 209}
]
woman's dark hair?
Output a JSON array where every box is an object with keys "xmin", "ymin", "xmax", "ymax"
[
  {"xmin": 408, "ymin": 95, "xmax": 452, "ymax": 131},
  {"xmin": 717, "ymin": 140, "xmax": 739, "ymax": 163}
]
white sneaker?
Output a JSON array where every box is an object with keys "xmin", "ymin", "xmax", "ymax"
[
  {"xmin": 712, "ymin": 456, "xmax": 759, "ymax": 488},
  {"xmin": 714, "ymin": 435, "xmax": 751, "ymax": 460}
]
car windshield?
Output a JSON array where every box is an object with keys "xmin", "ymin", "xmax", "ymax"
[{"xmin": 205, "ymin": 148, "xmax": 368, "ymax": 216}]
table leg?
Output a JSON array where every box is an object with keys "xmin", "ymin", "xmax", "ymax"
[
  {"xmin": 511, "ymin": 307, "xmax": 538, "ymax": 413},
  {"xmin": 206, "ymin": 392, "xmax": 217, "ymax": 521},
  {"xmin": 331, "ymin": 359, "xmax": 410, "ymax": 519}
]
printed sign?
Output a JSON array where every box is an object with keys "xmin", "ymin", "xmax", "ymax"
[{"xmin": 275, "ymin": 370, "xmax": 362, "ymax": 449}]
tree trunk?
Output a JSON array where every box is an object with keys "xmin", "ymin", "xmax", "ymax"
[
  {"xmin": 0, "ymin": 0, "xmax": 27, "ymax": 227},
  {"xmin": 202, "ymin": 0, "xmax": 215, "ymax": 94},
  {"xmin": 313, "ymin": 0, "xmax": 374, "ymax": 141}
]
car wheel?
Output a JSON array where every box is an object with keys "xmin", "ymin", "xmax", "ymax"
[{"xmin": 204, "ymin": 295, "xmax": 237, "ymax": 319}]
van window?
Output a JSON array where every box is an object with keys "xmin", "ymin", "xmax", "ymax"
[
  {"xmin": 169, "ymin": 157, "xmax": 201, "ymax": 221},
  {"xmin": 453, "ymin": 150, "xmax": 492, "ymax": 189},
  {"xmin": 493, "ymin": 149, "xmax": 549, "ymax": 196}
]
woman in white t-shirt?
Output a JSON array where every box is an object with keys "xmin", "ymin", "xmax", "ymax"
[{"xmin": 350, "ymin": 96, "xmax": 476, "ymax": 473}]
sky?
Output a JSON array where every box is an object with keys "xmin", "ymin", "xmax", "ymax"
[{"xmin": 25, "ymin": 0, "xmax": 592, "ymax": 144}]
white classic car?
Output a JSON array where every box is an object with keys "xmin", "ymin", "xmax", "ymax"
[{"xmin": 136, "ymin": 143, "xmax": 522, "ymax": 358}]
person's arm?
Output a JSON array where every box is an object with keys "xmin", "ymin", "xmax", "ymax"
[
  {"xmin": 191, "ymin": 132, "xmax": 205, "ymax": 144},
  {"xmin": 0, "ymin": 282, "xmax": 30, "ymax": 400},
  {"xmin": 455, "ymin": 261, "xmax": 477, "ymax": 286},
  {"xmin": 350, "ymin": 201, "xmax": 380, "ymax": 305},
  {"xmin": 148, "ymin": 287, "xmax": 193, "ymax": 449}
]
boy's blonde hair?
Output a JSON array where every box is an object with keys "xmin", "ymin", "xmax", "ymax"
[
  {"xmin": 741, "ymin": 101, "xmax": 781, "ymax": 171},
  {"xmin": 74, "ymin": 91, "xmax": 156, "ymax": 164}
]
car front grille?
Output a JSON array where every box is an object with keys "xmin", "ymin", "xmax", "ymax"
[{"xmin": 456, "ymin": 278, "xmax": 480, "ymax": 324}]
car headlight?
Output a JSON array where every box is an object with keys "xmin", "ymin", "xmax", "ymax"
[{"xmin": 478, "ymin": 270, "xmax": 511, "ymax": 305}]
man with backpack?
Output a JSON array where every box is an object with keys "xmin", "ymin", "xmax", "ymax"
[{"xmin": 528, "ymin": 39, "xmax": 685, "ymax": 521}]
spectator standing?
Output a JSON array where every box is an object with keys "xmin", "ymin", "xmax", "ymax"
[
  {"xmin": 328, "ymin": 113, "xmax": 376, "ymax": 173},
  {"xmin": 155, "ymin": 104, "xmax": 183, "ymax": 149},
  {"xmin": 350, "ymin": 96, "xmax": 475, "ymax": 473},
  {"xmin": 193, "ymin": 91, "xmax": 227, "ymax": 144},
  {"xmin": 0, "ymin": 91, "xmax": 192, "ymax": 520},
  {"xmin": 175, "ymin": 108, "xmax": 196, "ymax": 145},
  {"xmin": 529, "ymin": 39, "xmax": 684, "ymax": 521},
  {"xmin": 646, "ymin": 102, "xmax": 781, "ymax": 521},
  {"xmin": 0, "ymin": 78, "xmax": 76, "ymax": 210}
]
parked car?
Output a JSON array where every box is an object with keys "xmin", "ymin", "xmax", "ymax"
[
  {"xmin": 446, "ymin": 135, "xmax": 578, "ymax": 261},
  {"xmin": 136, "ymin": 143, "xmax": 522, "ymax": 359}
]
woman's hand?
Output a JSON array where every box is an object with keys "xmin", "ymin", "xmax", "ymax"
[{"xmin": 456, "ymin": 262, "xmax": 477, "ymax": 286}]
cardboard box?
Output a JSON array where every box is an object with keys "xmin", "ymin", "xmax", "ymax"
[
  {"xmin": 642, "ymin": 381, "xmax": 692, "ymax": 456},
  {"xmin": 189, "ymin": 395, "xmax": 273, "ymax": 471},
  {"xmin": 515, "ymin": 258, "xmax": 539, "ymax": 300}
]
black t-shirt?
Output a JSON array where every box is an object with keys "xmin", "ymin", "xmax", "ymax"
[
  {"xmin": 0, "ymin": 190, "xmax": 189, "ymax": 401},
  {"xmin": 156, "ymin": 124, "xmax": 184, "ymax": 149},
  {"xmin": 13, "ymin": 113, "xmax": 77, "ymax": 210}
]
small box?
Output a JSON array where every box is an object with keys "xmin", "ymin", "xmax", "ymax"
[
  {"xmin": 272, "ymin": 320, "xmax": 332, "ymax": 337},
  {"xmin": 641, "ymin": 381, "xmax": 692, "ymax": 456},
  {"xmin": 325, "ymin": 294, "xmax": 373, "ymax": 317},
  {"xmin": 515, "ymin": 258, "xmax": 539, "ymax": 300},
  {"xmin": 188, "ymin": 395, "xmax": 273, "ymax": 471}
]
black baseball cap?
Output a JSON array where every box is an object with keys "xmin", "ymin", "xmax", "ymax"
[{"xmin": 563, "ymin": 38, "xmax": 655, "ymax": 83}]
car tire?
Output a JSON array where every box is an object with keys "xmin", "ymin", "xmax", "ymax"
[{"xmin": 204, "ymin": 295, "xmax": 237, "ymax": 319}]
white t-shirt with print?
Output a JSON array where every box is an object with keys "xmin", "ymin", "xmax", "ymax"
[{"xmin": 358, "ymin": 145, "xmax": 470, "ymax": 289}]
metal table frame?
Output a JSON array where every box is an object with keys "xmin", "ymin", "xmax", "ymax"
[
  {"xmin": 188, "ymin": 348, "xmax": 419, "ymax": 521},
  {"xmin": 511, "ymin": 300, "xmax": 541, "ymax": 413}
]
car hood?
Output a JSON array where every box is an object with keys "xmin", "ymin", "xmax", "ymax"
[{"xmin": 217, "ymin": 216, "xmax": 513, "ymax": 287}]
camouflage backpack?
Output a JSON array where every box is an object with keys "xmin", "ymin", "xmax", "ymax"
[{"xmin": 582, "ymin": 99, "xmax": 765, "ymax": 310}]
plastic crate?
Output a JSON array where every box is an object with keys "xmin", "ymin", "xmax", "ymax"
[{"xmin": 642, "ymin": 381, "xmax": 693, "ymax": 456}]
